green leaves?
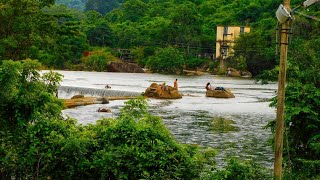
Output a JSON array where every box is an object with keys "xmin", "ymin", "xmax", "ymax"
[
  {"xmin": 1, "ymin": 94, "xmax": 218, "ymax": 178},
  {"xmin": 147, "ymin": 46, "xmax": 185, "ymax": 74},
  {"xmin": 0, "ymin": 60, "xmax": 63, "ymax": 130}
]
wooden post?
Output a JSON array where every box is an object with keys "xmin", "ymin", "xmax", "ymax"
[{"xmin": 274, "ymin": 0, "xmax": 290, "ymax": 179}]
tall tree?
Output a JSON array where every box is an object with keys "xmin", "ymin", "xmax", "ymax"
[{"xmin": 0, "ymin": 0, "xmax": 55, "ymax": 60}]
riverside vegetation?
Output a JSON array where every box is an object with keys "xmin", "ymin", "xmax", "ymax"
[
  {"xmin": 1, "ymin": 0, "xmax": 320, "ymax": 178},
  {"xmin": 0, "ymin": 60, "xmax": 270, "ymax": 179}
]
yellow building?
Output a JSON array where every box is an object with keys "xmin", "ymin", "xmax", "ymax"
[{"xmin": 215, "ymin": 26, "xmax": 250, "ymax": 59}]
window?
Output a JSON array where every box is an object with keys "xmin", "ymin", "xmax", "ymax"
[
  {"xmin": 240, "ymin": 26, "xmax": 245, "ymax": 34},
  {"xmin": 224, "ymin": 26, "xmax": 228, "ymax": 35}
]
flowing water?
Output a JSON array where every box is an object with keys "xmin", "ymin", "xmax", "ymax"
[{"xmin": 55, "ymin": 70, "xmax": 277, "ymax": 168}]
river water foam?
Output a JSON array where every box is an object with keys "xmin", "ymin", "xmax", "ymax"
[{"xmin": 55, "ymin": 70, "xmax": 277, "ymax": 168}]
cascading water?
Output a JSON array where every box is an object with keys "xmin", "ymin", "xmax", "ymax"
[{"xmin": 58, "ymin": 86, "xmax": 142, "ymax": 98}]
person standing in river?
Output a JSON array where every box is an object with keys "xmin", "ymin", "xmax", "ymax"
[{"xmin": 174, "ymin": 79, "xmax": 178, "ymax": 90}]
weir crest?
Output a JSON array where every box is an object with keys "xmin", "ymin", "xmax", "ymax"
[{"xmin": 58, "ymin": 86, "xmax": 142, "ymax": 98}]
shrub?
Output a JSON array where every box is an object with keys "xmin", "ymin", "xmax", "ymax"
[
  {"xmin": 206, "ymin": 158, "xmax": 270, "ymax": 180},
  {"xmin": 1, "ymin": 96, "xmax": 217, "ymax": 179},
  {"xmin": 146, "ymin": 47, "xmax": 185, "ymax": 74},
  {"xmin": 228, "ymin": 55, "xmax": 247, "ymax": 71},
  {"xmin": 131, "ymin": 47, "xmax": 147, "ymax": 67},
  {"xmin": 185, "ymin": 57, "xmax": 208, "ymax": 70},
  {"xmin": 82, "ymin": 49, "xmax": 118, "ymax": 71}
]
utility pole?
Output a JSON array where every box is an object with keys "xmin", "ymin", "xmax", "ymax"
[{"xmin": 274, "ymin": 0, "xmax": 291, "ymax": 179}]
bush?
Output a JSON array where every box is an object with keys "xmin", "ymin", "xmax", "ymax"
[
  {"xmin": 228, "ymin": 55, "xmax": 247, "ymax": 71},
  {"xmin": 146, "ymin": 47, "xmax": 185, "ymax": 74},
  {"xmin": 208, "ymin": 61, "xmax": 219, "ymax": 72},
  {"xmin": 185, "ymin": 57, "xmax": 208, "ymax": 70},
  {"xmin": 82, "ymin": 49, "xmax": 118, "ymax": 71},
  {"xmin": 131, "ymin": 47, "xmax": 147, "ymax": 67},
  {"xmin": 1, "ymin": 96, "xmax": 217, "ymax": 179},
  {"xmin": 206, "ymin": 158, "xmax": 270, "ymax": 180}
]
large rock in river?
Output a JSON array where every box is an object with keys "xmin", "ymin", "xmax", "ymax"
[
  {"xmin": 107, "ymin": 62, "xmax": 144, "ymax": 73},
  {"xmin": 206, "ymin": 89, "xmax": 235, "ymax": 98},
  {"xmin": 145, "ymin": 83, "xmax": 182, "ymax": 99}
]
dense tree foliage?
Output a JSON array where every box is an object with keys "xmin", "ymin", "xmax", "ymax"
[
  {"xmin": 1, "ymin": 0, "xmax": 296, "ymax": 73},
  {"xmin": 147, "ymin": 47, "xmax": 185, "ymax": 74},
  {"xmin": 0, "ymin": 60, "xmax": 63, "ymax": 130},
  {"xmin": 85, "ymin": 0, "xmax": 122, "ymax": 14},
  {"xmin": 0, "ymin": 61, "xmax": 222, "ymax": 178}
]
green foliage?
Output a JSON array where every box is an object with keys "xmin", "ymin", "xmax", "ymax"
[
  {"xmin": 228, "ymin": 55, "xmax": 247, "ymax": 71},
  {"xmin": 206, "ymin": 158, "xmax": 270, "ymax": 180},
  {"xmin": 147, "ymin": 47, "xmax": 185, "ymax": 74},
  {"xmin": 56, "ymin": 0, "xmax": 86, "ymax": 11},
  {"xmin": 120, "ymin": 0, "xmax": 148, "ymax": 22},
  {"xmin": 131, "ymin": 47, "xmax": 147, "ymax": 67},
  {"xmin": 0, "ymin": 60, "xmax": 63, "ymax": 130},
  {"xmin": 82, "ymin": 49, "xmax": 118, "ymax": 71},
  {"xmin": 1, "ymin": 96, "xmax": 217, "ymax": 179},
  {"xmin": 185, "ymin": 57, "xmax": 208, "ymax": 70},
  {"xmin": 87, "ymin": 22, "xmax": 113, "ymax": 47},
  {"xmin": 85, "ymin": 0, "xmax": 121, "ymax": 14},
  {"xmin": 233, "ymin": 32, "xmax": 276, "ymax": 76},
  {"xmin": 0, "ymin": 0, "xmax": 53, "ymax": 60},
  {"xmin": 208, "ymin": 61, "xmax": 219, "ymax": 72}
]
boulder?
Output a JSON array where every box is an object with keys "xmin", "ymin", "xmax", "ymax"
[
  {"xmin": 240, "ymin": 70, "xmax": 252, "ymax": 78},
  {"xmin": 206, "ymin": 89, "xmax": 235, "ymax": 98},
  {"xmin": 145, "ymin": 83, "xmax": 182, "ymax": 99},
  {"xmin": 226, "ymin": 68, "xmax": 252, "ymax": 78},
  {"xmin": 226, "ymin": 68, "xmax": 241, "ymax": 77},
  {"xmin": 97, "ymin": 108, "xmax": 112, "ymax": 113},
  {"xmin": 107, "ymin": 62, "xmax": 144, "ymax": 73}
]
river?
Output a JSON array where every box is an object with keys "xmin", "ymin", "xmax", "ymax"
[{"xmin": 56, "ymin": 70, "xmax": 277, "ymax": 168}]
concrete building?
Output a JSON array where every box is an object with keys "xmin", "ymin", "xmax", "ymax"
[{"xmin": 215, "ymin": 26, "xmax": 250, "ymax": 59}]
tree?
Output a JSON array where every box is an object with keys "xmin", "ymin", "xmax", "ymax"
[
  {"xmin": 147, "ymin": 47, "xmax": 185, "ymax": 74},
  {"xmin": 87, "ymin": 22, "xmax": 113, "ymax": 47},
  {"xmin": 85, "ymin": 0, "xmax": 121, "ymax": 14},
  {"xmin": 233, "ymin": 32, "xmax": 276, "ymax": 76},
  {"xmin": 120, "ymin": 0, "xmax": 148, "ymax": 22},
  {"xmin": 0, "ymin": 0, "xmax": 54, "ymax": 60},
  {"xmin": 0, "ymin": 60, "xmax": 63, "ymax": 130},
  {"xmin": 168, "ymin": 3, "xmax": 202, "ymax": 47}
]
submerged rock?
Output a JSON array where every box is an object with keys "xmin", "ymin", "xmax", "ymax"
[
  {"xmin": 97, "ymin": 108, "xmax": 112, "ymax": 113},
  {"xmin": 211, "ymin": 117, "xmax": 239, "ymax": 132},
  {"xmin": 145, "ymin": 83, "xmax": 182, "ymax": 99}
]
